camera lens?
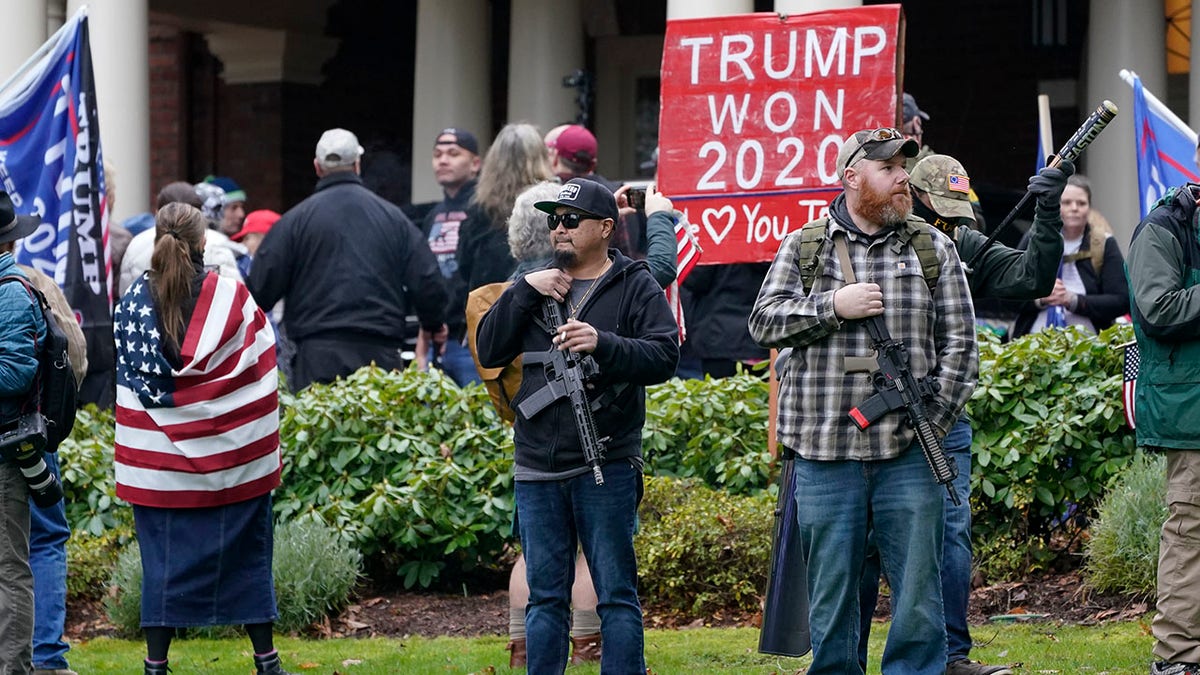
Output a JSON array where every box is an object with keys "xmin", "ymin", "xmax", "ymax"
[{"xmin": 15, "ymin": 445, "xmax": 63, "ymax": 508}]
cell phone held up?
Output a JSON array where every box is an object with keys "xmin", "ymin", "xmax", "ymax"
[{"xmin": 626, "ymin": 187, "xmax": 646, "ymax": 211}]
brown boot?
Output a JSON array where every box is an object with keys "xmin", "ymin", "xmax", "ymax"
[
  {"xmin": 570, "ymin": 633, "xmax": 602, "ymax": 664},
  {"xmin": 506, "ymin": 637, "xmax": 527, "ymax": 668}
]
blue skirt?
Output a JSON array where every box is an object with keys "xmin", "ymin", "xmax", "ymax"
[{"xmin": 133, "ymin": 494, "xmax": 278, "ymax": 627}]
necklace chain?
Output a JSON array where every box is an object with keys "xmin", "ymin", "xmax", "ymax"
[{"xmin": 569, "ymin": 260, "xmax": 611, "ymax": 318}]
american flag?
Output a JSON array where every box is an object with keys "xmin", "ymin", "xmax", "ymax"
[
  {"xmin": 947, "ymin": 173, "xmax": 971, "ymax": 194},
  {"xmin": 114, "ymin": 272, "xmax": 281, "ymax": 508},
  {"xmin": 665, "ymin": 214, "xmax": 703, "ymax": 342},
  {"xmin": 1123, "ymin": 342, "xmax": 1140, "ymax": 429}
]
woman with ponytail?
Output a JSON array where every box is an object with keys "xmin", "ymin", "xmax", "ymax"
[{"xmin": 114, "ymin": 203, "xmax": 292, "ymax": 675}]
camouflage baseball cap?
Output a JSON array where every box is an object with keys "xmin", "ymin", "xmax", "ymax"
[{"xmin": 909, "ymin": 154, "xmax": 975, "ymax": 223}]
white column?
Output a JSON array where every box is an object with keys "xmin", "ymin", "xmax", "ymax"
[
  {"xmin": 68, "ymin": 0, "xmax": 149, "ymax": 222},
  {"xmin": 0, "ymin": 0, "xmax": 48, "ymax": 86},
  {"xmin": 774, "ymin": 0, "xmax": 860, "ymax": 13},
  {"xmin": 411, "ymin": 0, "xmax": 491, "ymax": 203},
  {"xmin": 1084, "ymin": 0, "xmax": 1164, "ymax": 251},
  {"xmin": 507, "ymin": 0, "xmax": 583, "ymax": 131},
  {"xmin": 667, "ymin": 0, "xmax": 753, "ymax": 20}
]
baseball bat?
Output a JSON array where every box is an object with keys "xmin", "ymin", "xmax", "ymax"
[{"xmin": 964, "ymin": 100, "xmax": 1119, "ymax": 271}]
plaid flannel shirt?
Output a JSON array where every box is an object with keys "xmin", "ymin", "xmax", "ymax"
[{"xmin": 749, "ymin": 212, "xmax": 978, "ymax": 462}]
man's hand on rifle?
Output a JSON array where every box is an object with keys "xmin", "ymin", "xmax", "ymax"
[
  {"xmin": 553, "ymin": 318, "xmax": 600, "ymax": 353},
  {"xmin": 525, "ymin": 268, "xmax": 573, "ymax": 303},
  {"xmin": 834, "ymin": 282, "xmax": 884, "ymax": 320}
]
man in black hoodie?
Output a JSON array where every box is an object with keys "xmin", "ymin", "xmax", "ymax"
[
  {"xmin": 477, "ymin": 178, "xmax": 678, "ymax": 674},
  {"xmin": 419, "ymin": 128, "xmax": 482, "ymax": 386}
]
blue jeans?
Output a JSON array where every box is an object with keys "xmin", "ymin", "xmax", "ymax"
[
  {"xmin": 515, "ymin": 461, "xmax": 644, "ymax": 675},
  {"xmin": 857, "ymin": 418, "xmax": 973, "ymax": 666},
  {"xmin": 438, "ymin": 339, "xmax": 482, "ymax": 388},
  {"xmin": 795, "ymin": 442, "xmax": 945, "ymax": 675},
  {"xmin": 30, "ymin": 452, "xmax": 70, "ymax": 670}
]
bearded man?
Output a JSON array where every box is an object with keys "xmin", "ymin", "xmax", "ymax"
[{"xmin": 749, "ymin": 127, "xmax": 978, "ymax": 675}]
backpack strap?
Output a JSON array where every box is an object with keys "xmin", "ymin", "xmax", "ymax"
[
  {"xmin": 797, "ymin": 217, "xmax": 830, "ymax": 294},
  {"xmin": 1061, "ymin": 224, "xmax": 1107, "ymax": 275}
]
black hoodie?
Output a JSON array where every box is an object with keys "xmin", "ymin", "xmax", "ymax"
[{"xmin": 477, "ymin": 249, "xmax": 679, "ymax": 473}]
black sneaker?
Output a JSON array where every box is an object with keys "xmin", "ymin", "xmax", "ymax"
[
  {"xmin": 1151, "ymin": 662, "xmax": 1200, "ymax": 675},
  {"xmin": 946, "ymin": 659, "xmax": 1014, "ymax": 675}
]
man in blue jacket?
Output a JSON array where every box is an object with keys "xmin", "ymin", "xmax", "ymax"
[
  {"xmin": 0, "ymin": 191, "xmax": 48, "ymax": 675},
  {"xmin": 477, "ymin": 178, "xmax": 678, "ymax": 674}
]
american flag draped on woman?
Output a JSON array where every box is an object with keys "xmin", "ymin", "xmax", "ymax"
[{"xmin": 113, "ymin": 202, "xmax": 295, "ymax": 675}]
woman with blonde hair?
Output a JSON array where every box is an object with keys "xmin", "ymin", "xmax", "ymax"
[
  {"xmin": 457, "ymin": 123, "xmax": 554, "ymax": 291},
  {"xmin": 114, "ymin": 202, "xmax": 292, "ymax": 675}
]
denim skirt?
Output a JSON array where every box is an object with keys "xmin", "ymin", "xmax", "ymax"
[{"xmin": 133, "ymin": 494, "xmax": 278, "ymax": 627}]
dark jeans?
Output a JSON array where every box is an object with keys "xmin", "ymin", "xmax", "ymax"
[
  {"xmin": 515, "ymin": 462, "xmax": 645, "ymax": 675},
  {"xmin": 291, "ymin": 336, "xmax": 403, "ymax": 391},
  {"xmin": 795, "ymin": 443, "xmax": 945, "ymax": 675},
  {"xmin": 858, "ymin": 417, "xmax": 973, "ymax": 665}
]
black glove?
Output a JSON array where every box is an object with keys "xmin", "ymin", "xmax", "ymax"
[{"xmin": 1027, "ymin": 158, "xmax": 1076, "ymax": 211}]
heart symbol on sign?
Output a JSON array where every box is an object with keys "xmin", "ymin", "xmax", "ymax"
[{"xmin": 702, "ymin": 205, "xmax": 737, "ymax": 245}]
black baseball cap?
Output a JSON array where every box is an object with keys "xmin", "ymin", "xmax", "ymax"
[
  {"xmin": 534, "ymin": 178, "xmax": 619, "ymax": 222},
  {"xmin": 434, "ymin": 128, "xmax": 479, "ymax": 155}
]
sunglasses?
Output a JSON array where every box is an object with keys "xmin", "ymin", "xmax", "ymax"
[
  {"xmin": 546, "ymin": 212, "xmax": 594, "ymax": 230},
  {"xmin": 843, "ymin": 127, "xmax": 905, "ymax": 170}
]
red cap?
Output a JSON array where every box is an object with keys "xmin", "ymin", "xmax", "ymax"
[
  {"xmin": 553, "ymin": 125, "xmax": 597, "ymax": 166},
  {"xmin": 232, "ymin": 209, "xmax": 281, "ymax": 241}
]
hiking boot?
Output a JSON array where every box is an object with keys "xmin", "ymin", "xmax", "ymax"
[
  {"xmin": 143, "ymin": 660, "xmax": 170, "ymax": 675},
  {"xmin": 946, "ymin": 658, "xmax": 1013, "ymax": 675},
  {"xmin": 1152, "ymin": 662, "xmax": 1200, "ymax": 675},
  {"xmin": 506, "ymin": 638, "xmax": 527, "ymax": 669},
  {"xmin": 253, "ymin": 652, "xmax": 295, "ymax": 675},
  {"xmin": 570, "ymin": 633, "xmax": 602, "ymax": 664}
]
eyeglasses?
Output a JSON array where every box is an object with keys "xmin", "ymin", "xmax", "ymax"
[
  {"xmin": 547, "ymin": 212, "xmax": 591, "ymax": 230},
  {"xmin": 843, "ymin": 127, "xmax": 905, "ymax": 170}
]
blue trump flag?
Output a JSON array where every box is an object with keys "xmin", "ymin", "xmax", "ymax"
[
  {"xmin": 1130, "ymin": 72, "xmax": 1199, "ymax": 217},
  {"xmin": 0, "ymin": 12, "xmax": 111, "ymax": 379}
]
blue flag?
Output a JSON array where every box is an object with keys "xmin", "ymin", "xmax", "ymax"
[
  {"xmin": 1132, "ymin": 74, "xmax": 1199, "ymax": 217},
  {"xmin": 0, "ymin": 14, "xmax": 111, "ymax": 376}
]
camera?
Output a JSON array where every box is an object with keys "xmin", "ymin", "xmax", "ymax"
[
  {"xmin": 0, "ymin": 412, "xmax": 63, "ymax": 508},
  {"xmin": 627, "ymin": 187, "xmax": 646, "ymax": 211}
]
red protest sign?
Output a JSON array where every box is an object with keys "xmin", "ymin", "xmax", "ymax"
[{"xmin": 659, "ymin": 6, "xmax": 904, "ymax": 264}]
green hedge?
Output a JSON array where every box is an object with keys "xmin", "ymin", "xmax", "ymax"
[{"xmin": 57, "ymin": 325, "xmax": 1137, "ymax": 593}]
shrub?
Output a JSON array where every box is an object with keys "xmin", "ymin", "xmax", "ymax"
[
  {"xmin": 104, "ymin": 540, "xmax": 143, "ymax": 636},
  {"xmin": 1085, "ymin": 452, "xmax": 1166, "ymax": 597},
  {"xmin": 273, "ymin": 366, "xmax": 515, "ymax": 588},
  {"xmin": 67, "ymin": 527, "xmax": 131, "ymax": 602},
  {"xmin": 272, "ymin": 515, "xmax": 363, "ymax": 633},
  {"xmin": 967, "ymin": 324, "xmax": 1137, "ymax": 575},
  {"xmin": 643, "ymin": 372, "xmax": 773, "ymax": 496},
  {"xmin": 636, "ymin": 476, "xmax": 773, "ymax": 615},
  {"xmin": 58, "ymin": 405, "xmax": 129, "ymax": 536}
]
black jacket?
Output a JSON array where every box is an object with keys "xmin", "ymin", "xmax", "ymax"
[
  {"xmin": 422, "ymin": 180, "xmax": 476, "ymax": 340},
  {"xmin": 477, "ymin": 250, "xmax": 679, "ymax": 473},
  {"xmin": 1011, "ymin": 224, "xmax": 1129, "ymax": 337},
  {"xmin": 248, "ymin": 171, "xmax": 447, "ymax": 343},
  {"xmin": 683, "ymin": 262, "xmax": 770, "ymax": 362},
  {"xmin": 456, "ymin": 205, "xmax": 517, "ymax": 293}
]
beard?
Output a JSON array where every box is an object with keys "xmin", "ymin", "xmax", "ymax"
[
  {"xmin": 552, "ymin": 247, "xmax": 578, "ymax": 269},
  {"xmin": 857, "ymin": 181, "xmax": 913, "ymax": 226}
]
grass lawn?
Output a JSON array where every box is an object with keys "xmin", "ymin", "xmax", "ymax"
[{"xmin": 68, "ymin": 620, "xmax": 1153, "ymax": 674}]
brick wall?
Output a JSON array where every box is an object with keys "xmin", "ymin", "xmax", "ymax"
[{"xmin": 147, "ymin": 21, "xmax": 186, "ymax": 213}]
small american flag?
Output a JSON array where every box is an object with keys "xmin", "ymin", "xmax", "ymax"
[
  {"xmin": 1123, "ymin": 342, "xmax": 1140, "ymax": 429},
  {"xmin": 948, "ymin": 173, "xmax": 971, "ymax": 194},
  {"xmin": 114, "ymin": 272, "xmax": 281, "ymax": 508},
  {"xmin": 665, "ymin": 215, "xmax": 703, "ymax": 342}
]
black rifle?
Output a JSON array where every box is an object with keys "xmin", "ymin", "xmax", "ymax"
[
  {"xmin": 516, "ymin": 297, "xmax": 607, "ymax": 485},
  {"xmin": 832, "ymin": 234, "xmax": 959, "ymax": 505}
]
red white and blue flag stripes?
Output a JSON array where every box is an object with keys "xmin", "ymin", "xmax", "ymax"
[
  {"xmin": 1126, "ymin": 70, "xmax": 1199, "ymax": 217},
  {"xmin": 114, "ymin": 273, "xmax": 280, "ymax": 508}
]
